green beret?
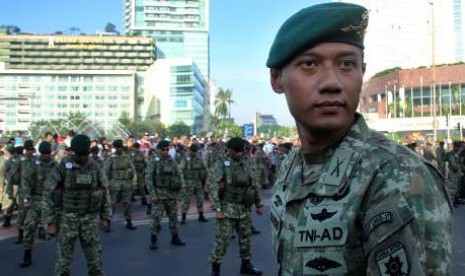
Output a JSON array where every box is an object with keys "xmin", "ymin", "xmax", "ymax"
[
  {"xmin": 157, "ymin": 140, "xmax": 170, "ymax": 149},
  {"xmin": 266, "ymin": 2, "xmax": 368, "ymax": 68},
  {"xmin": 71, "ymin": 134, "xmax": 91, "ymax": 155},
  {"xmin": 113, "ymin": 139, "xmax": 124, "ymax": 149},
  {"xmin": 189, "ymin": 143, "xmax": 199, "ymax": 152},
  {"xmin": 38, "ymin": 141, "xmax": 52, "ymax": 154},
  {"xmin": 23, "ymin": 139, "xmax": 35, "ymax": 150},
  {"xmin": 227, "ymin": 137, "xmax": 247, "ymax": 152}
]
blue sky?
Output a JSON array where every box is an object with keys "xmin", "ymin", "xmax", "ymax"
[{"xmin": 0, "ymin": 0, "xmax": 326, "ymax": 126}]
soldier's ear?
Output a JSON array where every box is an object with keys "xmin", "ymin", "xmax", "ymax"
[{"xmin": 270, "ymin": 69, "xmax": 284, "ymax": 94}]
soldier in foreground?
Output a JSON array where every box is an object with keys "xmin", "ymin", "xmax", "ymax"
[
  {"xmin": 179, "ymin": 143, "xmax": 208, "ymax": 224},
  {"xmin": 104, "ymin": 139, "xmax": 137, "ymax": 230},
  {"xmin": 209, "ymin": 137, "xmax": 264, "ymax": 276},
  {"xmin": 145, "ymin": 140, "xmax": 186, "ymax": 250},
  {"xmin": 43, "ymin": 134, "xmax": 112, "ymax": 275},
  {"xmin": 20, "ymin": 141, "xmax": 57, "ymax": 267},
  {"xmin": 267, "ymin": 3, "xmax": 452, "ymax": 275}
]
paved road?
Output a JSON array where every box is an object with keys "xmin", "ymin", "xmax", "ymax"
[{"xmin": 1, "ymin": 190, "xmax": 464, "ymax": 275}]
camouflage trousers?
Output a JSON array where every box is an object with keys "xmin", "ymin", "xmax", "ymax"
[
  {"xmin": 209, "ymin": 215, "xmax": 252, "ymax": 263},
  {"xmin": 3, "ymin": 185, "xmax": 25, "ymax": 227},
  {"xmin": 257, "ymin": 165, "xmax": 269, "ymax": 187},
  {"xmin": 150, "ymin": 198, "xmax": 179, "ymax": 235},
  {"xmin": 181, "ymin": 179, "xmax": 205, "ymax": 214},
  {"xmin": 135, "ymin": 172, "xmax": 146, "ymax": 197},
  {"xmin": 55, "ymin": 213, "xmax": 104, "ymax": 276},
  {"xmin": 109, "ymin": 181, "xmax": 133, "ymax": 220},
  {"xmin": 23, "ymin": 200, "xmax": 44, "ymax": 250}
]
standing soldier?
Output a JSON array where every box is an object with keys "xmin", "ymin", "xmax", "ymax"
[
  {"xmin": 436, "ymin": 140, "xmax": 447, "ymax": 176},
  {"xmin": 179, "ymin": 143, "xmax": 208, "ymax": 224},
  {"xmin": 446, "ymin": 140, "xmax": 463, "ymax": 205},
  {"xmin": 89, "ymin": 146, "xmax": 104, "ymax": 167},
  {"xmin": 204, "ymin": 142, "xmax": 223, "ymax": 203},
  {"xmin": 146, "ymin": 140, "xmax": 186, "ymax": 250},
  {"xmin": 253, "ymin": 143, "xmax": 270, "ymax": 189},
  {"xmin": 209, "ymin": 137, "xmax": 264, "ymax": 276},
  {"xmin": 43, "ymin": 134, "xmax": 112, "ymax": 275},
  {"xmin": 0, "ymin": 145, "xmax": 8, "ymax": 214},
  {"xmin": 104, "ymin": 139, "xmax": 137, "ymax": 230},
  {"xmin": 267, "ymin": 3, "xmax": 452, "ymax": 274},
  {"xmin": 3, "ymin": 145, "xmax": 23, "ymax": 228},
  {"xmin": 20, "ymin": 141, "xmax": 57, "ymax": 267},
  {"xmin": 129, "ymin": 142, "xmax": 148, "ymax": 207}
]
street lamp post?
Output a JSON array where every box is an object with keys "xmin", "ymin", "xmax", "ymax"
[{"xmin": 428, "ymin": 0, "xmax": 437, "ymax": 141}]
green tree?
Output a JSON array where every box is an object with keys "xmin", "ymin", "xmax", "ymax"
[
  {"xmin": 167, "ymin": 122, "xmax": 191, "ymax": 138},
  {"xmin": 118, "ymin": 111, "xmax": 133, "ymax": 131},
  {"xmin": 214, "ymin": 88, "xmax": 234, "ymax": 121},
  {"xmin": 215, "ymin": 121, "xmax": 242, "ymax": 137},
  {"xmin": 0, "ymin": 25, "xmax": 21, "ymax": 34},
  {"xmin": 105, "ymin": 22, "xmax": 119, "ymax": 34}
]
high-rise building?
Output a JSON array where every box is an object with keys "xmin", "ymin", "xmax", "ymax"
[
  {"xmin": 0, "ymin": 34, "xmax": 156, "ymax": 133},
  {"xmin": 124, "ymin": 0, "xmax": 210, "ymax": 81},
  {"xmin": 341, "ymin": 0, "xmax": 457, "ymax": 79}
]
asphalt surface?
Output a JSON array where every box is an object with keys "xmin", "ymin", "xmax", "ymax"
[{"xmin": 1, "ymin": 190, "xmax": 464, "ymax": 275}]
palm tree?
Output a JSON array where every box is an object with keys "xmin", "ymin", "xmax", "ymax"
[{"xmin": 214, "ymin": 88, "xmax": 234, "ymax": 121}]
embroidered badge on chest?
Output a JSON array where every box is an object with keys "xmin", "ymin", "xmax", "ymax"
[
  {"xmin": 376, "ymin": 242, "xmax": 409, "ymax": 276},
  {"xmin": 305, "ymin": 256, "xmax": 342, "ymax": 272}
]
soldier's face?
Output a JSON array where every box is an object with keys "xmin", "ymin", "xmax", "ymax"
[
  {"xmin": 228, "ymin": 149, "xmax": 243, "ymax": 161},
  {"xmin": 158, "ymin": 147, "xmax": 169, "ymax": 158},
  {"xmin": 270, "ymin": 42, "xmax": 365, "ymax": 136}
]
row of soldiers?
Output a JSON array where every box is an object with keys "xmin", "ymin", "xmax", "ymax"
[
  {"xmin": 0, "ymin": 134, "xmax": 292, "ymax": 275},
  {"xmin": 407, "ymin": 140, "xmax": 465, "ymax": 206}
]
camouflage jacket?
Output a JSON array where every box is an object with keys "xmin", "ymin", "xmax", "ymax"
[
  {"xmin": 42, "ymin": 157, "xmax": 112, "ymax": 224},
  {"xmin": 211, "ymin": 155, "xmax": 263, "ymax": 219},
  {"xmin": 178, "ymin": 154, "xmax": 207, "ymax": 183},
  {"xmin": 130, "ymin": 150, "xmax": 147, "ymax": 174},
  {"xmin": 254, "ymin": 148, "xmax": 269, "ymax": 168},
  {"xmin": 270, "ymin": 114, "xmax": 452, "ymax": 275},
  {"xmin": 145, "ymin": 154, "xmax": 182, "ymax": 199},
  {"xmin": 21, "ymin": 157, "xmax": 58, "ymax": 202},
  {"xmin": 104, "ymin": 153, "xmax": 137, "ymax": 184},
  {"xmin": 5, "ymin": 155, "xmax": 23, "ymax": 193}
]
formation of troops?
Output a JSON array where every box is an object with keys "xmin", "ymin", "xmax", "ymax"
[{"xmin": 0, "ymin": 131, "xmax": 292, "ymax": 275}]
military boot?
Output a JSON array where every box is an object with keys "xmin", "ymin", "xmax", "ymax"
[
  {"xmin": 15, "ymin": 229, "xmax": 24, "ymax": 244},
  {"xmin": 198, "ymin": 212, "xmax": 208, "ymax": 222},
  {"xmin": 146, "ymin": 204, "xmax": 152, "ymax": 215},
  {"xmin": 171, "ymin": 233, "xmax": 186, "ymax": 246},
  {"xmin": 240, "ymin": 259, "xmax": 262, "ymax": 275},
  {"xmin": 126, "ymin": 219, "xmax": 137, "ymax": 230},
  {"xmin": 2, "ymin": 216, "xmax": 11, "ymax": 228},
  {"xmin": 181, "ymin": 213, "xmax": 187, "ymax": 224},
  {"xmin": 211, "ymin": 262, "xmax": 221, "ymax": 276},
  {"xmin": 38, "ymin": 226, "xmax": 48, "ymax": 240},
  {"xmin": 150, "ymin": 234, "xmax": 157, "ymax": 250},
  {"xmin": 20, "ymin": 249, "xmax": 32, "ymax": 267}
]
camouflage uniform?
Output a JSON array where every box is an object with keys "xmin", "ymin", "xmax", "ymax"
[
  {"xmin": 129, "ymin": 148, "xmax": 147, "ymax": 199},
  {"xmin": 0, "ymin": 152, "xmax": 6, "ymax": 212},
  {"xmin": 254, "ymin": 146, "xmax": 269, "ymax": 188},
  {"xmin": 270, "ymin": 115, "xmax": 453, "ymax": 275},
  {"xmin": 104, "ymin": 152, "xmax": 136, "ymax": 224},
  {"xmin": 209, "ymin": 154, "xmax": 263, "ymax": 265},
  {"xmin": 178, "ymin": 151, "xmax": 207, "ymax": 221},
  {"xmin": 145, "ymin": 152, "xmax": 185, "ymax": 248},
  {"xmin": 445, "ymin": 143, "xmax": 463, "ymax": 204},
  {"xmin": 43, "ymin": 155, "xmax": 112, "ymax": 276},
  {"xmin": 20, "ymin": 150, "xmax": 58, "ymax": 266},
  {"xmin": 3, "ymin": 148, "xmax": 24, "ymax": 228}
]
